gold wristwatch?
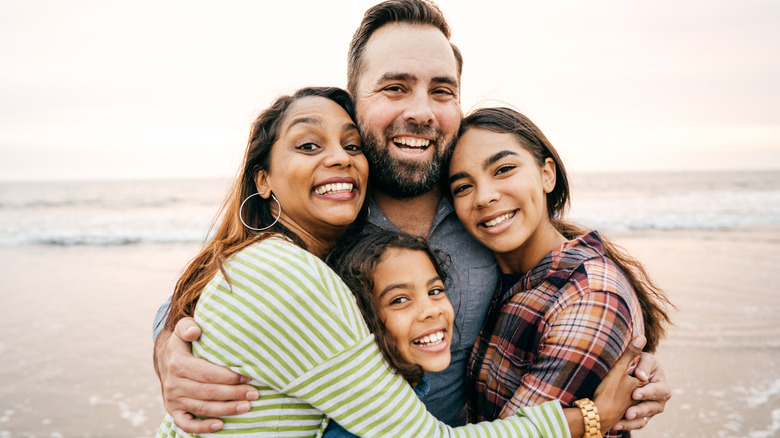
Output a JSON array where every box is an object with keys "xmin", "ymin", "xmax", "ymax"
[{"xmin": 574, "ymin": 398, "xmax": 603, "ymax": 438}]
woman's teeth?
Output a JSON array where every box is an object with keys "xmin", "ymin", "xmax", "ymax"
[
  {"xmin": 413, "ymin": 330, "xmax": 445, "ymax": 347},
  {"xmin": 483, "ymin": 211, "xmax": 515, "ymax": 228},
  {"xmin": 314, "ymin": 183, "xmax": 353, "ymax": 195}
]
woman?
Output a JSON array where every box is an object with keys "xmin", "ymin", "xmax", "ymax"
[
  {"xmin": 448, "ymin": 107, "xmax": 673, "ymax": 436},
  {"xmin": 156, "ymin": 87, "xmax": 644, "ymax": 437}
]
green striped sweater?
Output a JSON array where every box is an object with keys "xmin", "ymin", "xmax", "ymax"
[{"xmin": 156, "ymin": 236, "xmax": 569, "ymax": 437}]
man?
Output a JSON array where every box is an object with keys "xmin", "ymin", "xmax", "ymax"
[{"xmin": 153, "ymin": 0, "xmax": 671, "ymax": 433}]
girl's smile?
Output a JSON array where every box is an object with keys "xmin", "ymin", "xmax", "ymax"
[{"xmin": 372, "ymin": 247, "xmax": 454, "ymax": 372}]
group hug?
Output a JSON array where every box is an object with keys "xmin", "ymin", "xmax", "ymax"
[{"xmin": 152, "ymin": 1, "xmax": 673, "ymax": 436}]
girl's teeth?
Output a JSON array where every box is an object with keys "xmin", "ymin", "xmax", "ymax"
[{"xmin": 414, "ymin": 331, "xmax": 445, "ymax": 346}]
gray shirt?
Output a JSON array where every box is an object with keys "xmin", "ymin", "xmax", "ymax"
[
  {"xmin": 152, "ymin": 195, "xmax": 498, "ymax": 427},
  {"xmin": 363, "ymin": 196, "xmax": 498, "ymax": 426}
]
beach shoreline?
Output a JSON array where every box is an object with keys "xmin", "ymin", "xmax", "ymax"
[{"xmin": 1, "ymin": 227, "xmax": 778, "ymax": 436}]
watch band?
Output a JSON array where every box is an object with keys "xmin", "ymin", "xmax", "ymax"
[{"xmin": 574, "ymin": 398, "xmax": 603, "ymax": 438}]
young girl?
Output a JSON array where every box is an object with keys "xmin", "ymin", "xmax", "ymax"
[
  {"xmin": 448, "ymin": 107, "xmax": 673, "ymax": 436},
  {"xmin": 324, "ymin": 229, "xmax": 649, "ymax": 438},
  {"xmin": 323, "ymin": 230, "xmax": 454, "ymax": 437}
]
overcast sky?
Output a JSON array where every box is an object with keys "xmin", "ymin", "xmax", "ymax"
[{"xmin": 2, "ymin": 0, "xmax": 778, "ymax": 181}]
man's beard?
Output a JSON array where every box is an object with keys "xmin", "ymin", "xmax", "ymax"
[{"xmin": 360, "ymin": 121, "xmax": 454, "ymax": 199}]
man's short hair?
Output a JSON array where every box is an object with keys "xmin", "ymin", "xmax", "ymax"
[{"xmin": 347, "ymin": 0, "xmax": 463, "ymax": 97}]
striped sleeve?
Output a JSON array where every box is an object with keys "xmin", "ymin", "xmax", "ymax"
[{"xmin": 191, "ymin": 237, "xmax": 570, "ymax": 437}]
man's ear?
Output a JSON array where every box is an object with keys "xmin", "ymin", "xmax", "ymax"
[
  {"xmin": 542, "ymin": 158, "xmax": 557, "ymax": 194},
  {"xmin": 255, "ymin": 170, "xmax": 271, "ymax": 199}
]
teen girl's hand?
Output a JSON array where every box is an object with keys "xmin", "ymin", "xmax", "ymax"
[
  {"xmin": 154, "ymin": 317, "xmax": 259, "ymax": 433},
  {"xmin": 615, "ymin": 350, "xmax": 672, "ymax": 431},
  {"xmin": 592, "ymin": 336, "xmax": 647, "ymax": 432}
]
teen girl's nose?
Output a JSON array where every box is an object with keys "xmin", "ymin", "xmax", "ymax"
[{"xmin": 474, "ymin": 181, "xmax": 499, "ymax": 209}]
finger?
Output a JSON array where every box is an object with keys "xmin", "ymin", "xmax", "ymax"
[
  {"xmin": 625, "ymin": 400, "xmax": 664, "ymax": 420},
  {"xmin": 171, "ymin": 409, "xmax": 225, "ymax": 434},
  {"xmin": 613, "ymin": 415, "xmax": 650, "ymax": 432},
  {"xmin": 174, "ymin": 317, "xmax": 202, "ymax": 343},
  {"xmin": 613, "ymin": 336, "xmax": 646, "ymax": 373},
  {"xmin": 632, "ymin": 380, "xmax": 672, "ymax": 402},
  {"xmin": 167, "ymin": 347, "xmax": 251, "ymax": 385},
  {"xmin": 178, "ymin": 397, "xmax": 254, "ymax": 418}
]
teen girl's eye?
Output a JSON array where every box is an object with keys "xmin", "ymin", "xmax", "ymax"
[
  {"xmin": 495, "ymin": 164, "xmax": 516, "ymax": 175},
  {"xmin": 451, "ymin": 183, "xmax": 472, "ymax": 196}
]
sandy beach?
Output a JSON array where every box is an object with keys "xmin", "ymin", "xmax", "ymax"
[{"xmin": 1, "ymin": 227, "xmax": 778, "ymax": 437}]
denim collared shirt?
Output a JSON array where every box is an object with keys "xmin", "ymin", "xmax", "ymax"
[{"xmin": 363, "ymin": 196, "xmax": 498, "ymax": 426}]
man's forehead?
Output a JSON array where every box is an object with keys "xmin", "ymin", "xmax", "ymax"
[{"xmin": 359, "ymin": 23, "xmax": 459, "ymax": 86}]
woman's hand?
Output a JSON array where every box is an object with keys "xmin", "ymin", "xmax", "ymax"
[
  {"xmin": 154, "ymin": 317, "xmax": 260, "ymax": 433},
  {"xmin": 592, "ymin": 336, "xmax": 647, "ymax": 432}
]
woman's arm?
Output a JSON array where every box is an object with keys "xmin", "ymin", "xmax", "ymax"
[{"xmin": 189, "ymin": 238, "xmax": 571, "ymax": 437}]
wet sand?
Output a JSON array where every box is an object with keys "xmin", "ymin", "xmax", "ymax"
[{"xmin": 0, "ymin": 227, "xmax": 778, "ymax": 437}]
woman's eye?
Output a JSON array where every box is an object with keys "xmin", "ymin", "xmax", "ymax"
[
  {"xmin": 344, "ymin": 144, "xmax": 363, "ymax": 152},
  {"xmin": 495, "ymin": 164, "xmax": 515, "ymax": 175},
  {"xmin": 296, "ymin": 142, "xmax": 319, "ymax": 151}
]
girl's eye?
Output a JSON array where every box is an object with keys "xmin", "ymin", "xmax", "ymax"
[
  {"xmin": 495, "ymin": 164, "xmax": 515, "ymax": 175},
  {"xmin": 389, "ymin": 296, "xmax": 409, "ymax": 305},
  {"xmin": 429, "ymin": 287, "xmax": 445, "ymax": 296}
]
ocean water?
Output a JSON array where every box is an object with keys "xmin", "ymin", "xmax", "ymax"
[{"xmin": 1, "ymin": 171, "xmax": 779, "ymax": 246}]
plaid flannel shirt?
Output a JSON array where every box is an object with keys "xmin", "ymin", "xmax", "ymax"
[{"xmin": 467, "ymin": 231, "xmax": 644, "ymax": 437}]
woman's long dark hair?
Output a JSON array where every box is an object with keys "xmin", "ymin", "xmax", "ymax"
[
  {"xmin": 165, "ymin": 87, "xmax": 359, "ymax": 331},
  {"xmin": 456, "ymin": 107, "xmax": 673, "ymax": 352},
  {"xmin": 326, "ymin": 230, "xmax": 449, "ymax": 385}
]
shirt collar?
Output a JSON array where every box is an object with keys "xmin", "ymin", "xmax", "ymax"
[
  {"xmin": 366, "ymin": 195, "xmax": 455, "ymax": 236},
  {"xmin": 502, "ymin": 230, "xmax": 607, "ymax": 299}
]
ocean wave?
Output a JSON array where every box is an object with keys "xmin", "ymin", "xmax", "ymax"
[{"xmin": 2, "ymin": 173, "xmax": 778, "ymax": 246}]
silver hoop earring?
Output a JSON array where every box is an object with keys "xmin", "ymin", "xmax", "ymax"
[{"xmin": 240, "ymin": 192, "xmax": 281, "ymax": 232}]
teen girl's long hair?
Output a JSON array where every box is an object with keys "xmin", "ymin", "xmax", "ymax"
[{"xmin": 456, "ymin": 107, "xmax": 673, "ymax": 352}]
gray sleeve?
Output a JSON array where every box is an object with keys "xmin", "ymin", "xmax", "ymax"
[{"xmin": 152, "ymin": 295, "xmax": 172, "ymax": 341}]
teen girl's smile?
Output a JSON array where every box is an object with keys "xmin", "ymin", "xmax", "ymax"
[
  {"xmin": 372, "ymin": 247, "xmax": 454, "ymax": 372},
  {"xmin": 448, "ymin": 128, "xmax": 563, "ymax": 273}
]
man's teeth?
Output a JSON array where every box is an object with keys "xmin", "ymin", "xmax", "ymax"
[
  {"xmin": 394, "ymin": 137, "xmax": 431, "ymax": 148},
  {"xmin": 483, "ymin": 211, "xmax": 515, "ymax": 228},
  {"xmin": 413, "ymin": 330, "xmax": 445, "ymax": 347},
  {"xmin": 314, "ymin": 183, "xmax": 354, "ymax": 195}
]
